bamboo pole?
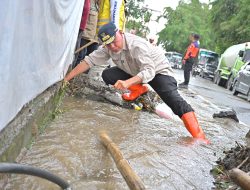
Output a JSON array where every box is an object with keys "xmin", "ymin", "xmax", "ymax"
[
  {"xmin": 74, "ymin": 40, "xmax": 95, "ymax": 54},
  {"xmin": 99, "ymin": 131, "xmax": 146, "ymax": 190},
  {"xmin": 229, "ymin": 168, "xmax": 250, "ymax": 190}
]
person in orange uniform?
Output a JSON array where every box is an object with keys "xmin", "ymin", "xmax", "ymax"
[
  {"xmin": 64, "ymin": 23, "xmax": 209, "ymax": 143},
  {"xmin": 179, "ymin": 33, "xmax": 200, "ymax": 88}
]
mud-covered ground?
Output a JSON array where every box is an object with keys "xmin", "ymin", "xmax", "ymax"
[
  {"xmin": 2, "ymin": 66, "xmax": 250, "ymax": 190},
  {"xmin": 66, "ymin": 66, "xmax": 163, "ymax": 113},
  {"xmin": 67, "ymin": 66, "xmax": 250, "ymax": 190},
  {"xmin": 69, "ymin": 66, "xmax": 250, "ymax": 190},
  {"xmin": 211, "ymin": 133, "xmax": 250, "ymax": 189}
]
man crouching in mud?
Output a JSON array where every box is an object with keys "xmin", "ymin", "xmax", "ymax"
[{"xmin": 64, "ymin": 22, "xmax": 209, "ymax": 143}]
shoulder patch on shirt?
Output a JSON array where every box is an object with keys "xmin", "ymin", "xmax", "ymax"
[{"xmin": 193, "ymin": 41, "xmax": 200, "ymax": 48}]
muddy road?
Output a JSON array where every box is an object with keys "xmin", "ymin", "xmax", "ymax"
[
  {"xmin": 4, "ymin": 73, "xmax": 249, "ymax": 190},
  {"xmin": 174, "ymin": 69, "xmax": 250, "ymax": 126}
]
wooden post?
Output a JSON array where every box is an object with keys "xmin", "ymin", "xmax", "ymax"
[
  {"xmin": 99, "ymin": 131, "xmax": 146, "ymax": 190},
  {"xmin": 74, "ymin": 40, "xmax": 95, "ymax": 54},
  {"xmin": 229, "ymin": 168, "xmax": 250, "ymax": 190}
]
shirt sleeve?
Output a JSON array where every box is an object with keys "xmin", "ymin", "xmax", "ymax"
[
  {"xmin": 133, "ymin": 44, "xmax": 156, "ymax": 83},
  {"xmin": 110, "ymin": 0, "xmax": 123, "ymax": 29},
  {"xmin": 84, "ymin": 47, "xmax": 111, "ymax": 67}
]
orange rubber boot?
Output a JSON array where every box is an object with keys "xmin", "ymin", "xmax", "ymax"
[
  {"xmin": 122, "ymin": 84, "xmax": 148, "ymax": 101},
  {"xmin": 181, "ymin": 112, "xmax": 208, "ymax": 141}
]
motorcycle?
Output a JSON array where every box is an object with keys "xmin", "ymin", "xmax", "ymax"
[{"xmin": 191, "ymin": 64, "xmax": 202, "ymax": 77}]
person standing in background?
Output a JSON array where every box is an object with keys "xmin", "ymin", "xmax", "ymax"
[
  {"xmin": 73, "ymin": 0, "xmax": 126, "ymax": 69},
  {"xmin": 73, "ymin": 0, "xmax": 99, "ymax": 69},
  {"xmin": 97, "ymin": 0, "xmax": 126, "ymax": 33},
  {"xmin": 129, "ymin": 28, "xmax": 136, "ymax": 35},
  {"xmin": 149, "ymin": 37, "xmax": 156, "ymax": 46},
  {"xmin": 179, "ymin": 33, "xmax": 200, "ymax": 88}
]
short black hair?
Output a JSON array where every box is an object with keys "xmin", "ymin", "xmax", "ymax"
[{"xmin": 192, "ymin": 33, "xmax": 200, "ymax": 40}]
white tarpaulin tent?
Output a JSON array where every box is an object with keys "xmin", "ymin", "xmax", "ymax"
[{"xmin": 0, "ymin": 0, "xmax": 84, "ymax": 130}]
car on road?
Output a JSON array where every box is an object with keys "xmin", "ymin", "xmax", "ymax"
[
  {"xmin": 192, "ymin": 48, "xmax": 219, "ymax": 79},
  {"xmin": 232, "ymin": 62, "xmax": 250, "ymax": 101},
  {"xmin": 165, "ymin": 52, "xmax": 183, "ymax": 69}
]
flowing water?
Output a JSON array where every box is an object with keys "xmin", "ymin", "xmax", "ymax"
[{"xmin": 4, "ymin": 90, "xmax": 249, "ymax": 190}]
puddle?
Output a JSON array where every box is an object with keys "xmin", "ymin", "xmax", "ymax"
[{"xmin": 4, "ymin": 94, "xmax": 249, "ymax": 190}]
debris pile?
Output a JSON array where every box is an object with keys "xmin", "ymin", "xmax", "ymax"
[
  {"xmin": 211, "ymin": 142, "xmax": 250, "ymax": 189},
  {"xmin": 217, "ymin": 143, "xmax": 250, "ymax": 172},
  {"xmin": 66, "ymin": 66, "xmax": 163, "ymax": 113}
]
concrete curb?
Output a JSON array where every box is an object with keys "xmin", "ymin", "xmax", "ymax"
[{"xmin": 0, "ymin": 83, "xmax": 61, "ymax": 162}]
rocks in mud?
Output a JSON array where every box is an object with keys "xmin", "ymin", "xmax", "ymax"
[
  {"xmin": 67, "ymin": 66, "xmax": 163, "ymax": 112},
  {"xmin": 211, "ymin": 142, "xmax": 250, "ymax": 189},
  {"xmin": 246, "ymin": 130, "xmax": 250, "ymax": 139},
  {"xmin": 246, "ymin": 130, "xmax": 250, "ymax": 148},
  {"xmin": 216, "ymin": 143, "xmax": 250, "ymax": 172},
  {"xmin": 212, "ymin": 109, "xmax": 239, "ymax": 122}
]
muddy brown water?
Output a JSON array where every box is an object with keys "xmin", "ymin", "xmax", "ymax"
[{"xmin": 4, "ymin": 90, "xmax": 250, "ymax": 190}]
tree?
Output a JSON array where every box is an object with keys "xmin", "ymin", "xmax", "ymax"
[
  {"xmin": 210, "ymin": 0, "xmax": 250, "ymax": 53},
  {"xmin": 157, "ymin": 0, "xmax": 216, "ymax": 54},
  {"xmin": 125, "ymin": 0, "xmax": 152, "ymax": 37}
]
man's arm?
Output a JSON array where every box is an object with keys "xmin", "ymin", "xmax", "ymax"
[
  {"xmin": 64, "ymin": 61, "xmax": 90, "ymax": 82},
  {"xmin": 65, "ymin": 47, "xmax": 111, "ymax": 82}
]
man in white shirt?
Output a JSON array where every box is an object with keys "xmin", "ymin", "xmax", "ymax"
[{"xmin": 65, "ymin": 22, "xmax": 209, "ymax": 143}]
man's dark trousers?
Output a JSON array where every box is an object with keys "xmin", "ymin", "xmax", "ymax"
[{"xmin": 102, "ymin": 66, "xmax": 193, "ymax": 117}]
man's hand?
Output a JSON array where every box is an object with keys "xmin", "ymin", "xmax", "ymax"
[
  {"xmin": 64, "ymin": 61, "xmax": 90, "ymax": 82},
  {"xmin": 114, "ymin": 76, "xmax": 143, "ymax": 90},
  {"xmin": 62, "ymin": 80, "xmax": 70, "ymax": 89},
  {"xmin": 182, "ymin": 60, "xmax": 186, "ymax": 65},
  {"xmin": 114, "ymin": 80, "xmax": 130, "ymax": 90}
]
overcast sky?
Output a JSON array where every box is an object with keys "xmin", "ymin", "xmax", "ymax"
[{"xmin": 144, "ymin": 0, "xmax": 210, "ymax": 38}]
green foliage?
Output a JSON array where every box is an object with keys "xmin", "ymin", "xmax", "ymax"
[
  {"xmin": 126, "ymin": 0, "xmax": 250, "ymax": 55},
  {"xmin": 125, "ymin": 0, "xmax": 152, "ymax": 37},
  {"xmin": 157, "ymin": 0, "xmax": 216, "ymax": 54},
  {"xmin": 210, "ymin": 165, "xmax": 233, "ymax": 190},
  {"xmin": 210, "ymin": 0, "xmax": 250, "ymax": 53}
]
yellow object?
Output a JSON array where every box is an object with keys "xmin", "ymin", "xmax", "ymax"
[
  {"xmin": 97, "ymin": 0, "xmax": 125, "ymax": 33},
  {"xmin": 131, "ymin": 103, "xmax": 143, "ymax": 111}
]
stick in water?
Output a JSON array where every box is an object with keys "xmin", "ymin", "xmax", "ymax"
[
  {"xmin": 229, "ymin": 168, "xmax": 250, "ymax": 190},
  {"xmin": 99, "ymin": 131, "xmax": 146, "ymax": 190}
]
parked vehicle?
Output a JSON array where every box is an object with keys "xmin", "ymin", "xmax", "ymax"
[
  {"xmin": 191, "ymin": 64, "xmax": 203, "ymax": 77},
  {"xmin": 165, "ymin": 52, "xmax": 183, "ymax": 69},
  {"xmin": 213, "ymin": 42, "xmax": 250, "ymax": 88},
  {"xmin": 232, "ymin": 62, "xmax": 250, "ymax": 102},
  {"xmin": 198, "ymin": 49, "xmax": 219, "ymax": 79}
]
